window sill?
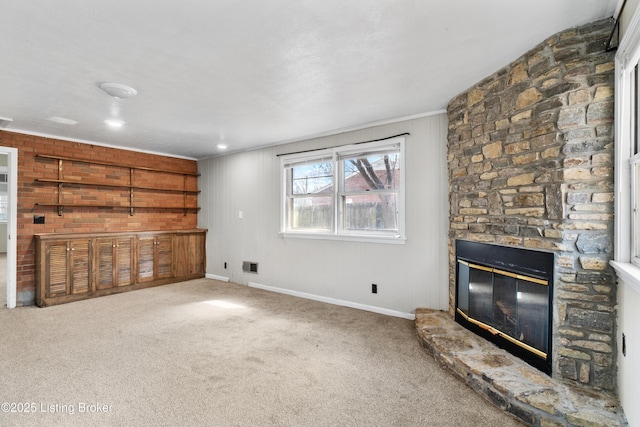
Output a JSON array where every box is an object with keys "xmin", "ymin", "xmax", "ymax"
[
  {"xmin": 280, "ymin": 232, "xmax": 406, "ymax": 245},
  {"xmin": 611, "ymin": 261, "xmax": 640, "ymax": 294}
]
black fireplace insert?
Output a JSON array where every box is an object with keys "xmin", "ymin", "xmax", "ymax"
[{"xmin": 455, "ymin": 240, "xmax": 554, "ymax": 374}]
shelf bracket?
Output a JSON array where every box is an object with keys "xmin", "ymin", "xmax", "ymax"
[
  {"xmin": 183, "ymin": 174, "xmax": 188, "ymax": 216},
  {"xmin": 58, "ymin": 160, "xmax": 64, "ymax": 216},
  {"xmin": 130, "ymin": 168, "xmax": 135, "ymax": 216},
  {"xmin": 57, "ymin": 182, "xmax": 64, "ymax": 216}
]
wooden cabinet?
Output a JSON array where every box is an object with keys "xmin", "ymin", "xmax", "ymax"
[
  {"xmin": 41, "ymin": 238, "xmax": 92, "ymax": 303},
  {"xmin": 138, "ymin": 234, "xmax": 173, "ymax": 283},
  {"xmin": 174, "ymin": 231, "xmax": 205, "ymax": 277},
  {"xmin": 95, "ymin": 237, "xmax": 135, "ymax": 289},
  {"xmin": 35, "ymin": 229, "xmax": 206, "ymax": 307}
]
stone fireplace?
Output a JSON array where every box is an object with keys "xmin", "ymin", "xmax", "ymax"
[{"xmin": 447, "ymin": 18, "xmax": 616, "ymax": 391}]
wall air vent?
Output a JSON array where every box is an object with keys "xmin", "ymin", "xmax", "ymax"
[{"xmin": 242, "ymin": 261, "xmax": 258, "ymax": 274}]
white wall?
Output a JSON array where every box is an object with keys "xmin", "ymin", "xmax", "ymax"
[
  {"xmin": 620, "ymin": 0, "xmax": 640, "ymax": 38},
  {"xmin": 617, "ymin": 280, "xmax": 640, "ymax": 426},
  {"xmin": 198, "ymin": 114, "xmax": 449, "ymax": 318}
]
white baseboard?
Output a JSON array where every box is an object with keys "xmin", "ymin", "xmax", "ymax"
[
  {"xmin": 206, "ymin": 274, "xmax": 230, "ymax": 282},
  {"xmin": 247, "ymin": 282, "xmax": 415, "ymax": 320}
]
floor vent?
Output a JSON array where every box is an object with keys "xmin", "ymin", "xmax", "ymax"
[{"xmin": 242, "ymin": 261, "xmax": 258, "ymax": 273}]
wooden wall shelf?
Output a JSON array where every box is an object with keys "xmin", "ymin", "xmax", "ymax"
[
  {"xmin": 35, "ymin": 154, "xmax": 200, "ymax": 176},
  {"xmin": 35, "ymin": 203, "xmax": 200, "ymax": 216},
  {"xmin": 35, "ymin": 178, "xmax": 201, "ymax": 194},
  {"xmin": 35, "ymin": 154, "xmax": 200, "ymax": 215}
]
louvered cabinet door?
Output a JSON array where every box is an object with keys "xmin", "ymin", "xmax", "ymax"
[
  {"xmin": 43, "ymin": 239, "xmax": 91, "ymax": 298},
  {"xmin": 137, "ymin": 236, "xmax": 156, "ymax": 283},
  {"xmin": 137, "ymin": 234, "xmax": 173, "ymax": 282},
  {"xmin": 96, "ymin": 238, "xmax": 116, "ymax": 290},
  {"xmin": 115, "ymin": 238, "xmax": 134, "ymax": 287},
  {"xmin": 96, "ymin": 237, "xmax": 135, "ymax": 288},
  {"xmin": 45, "ymin": 241, "xmax": 70, "ymax": 298},
  {"xmin": 69, "ymin": 239, "xmax": 91, "ymax": 294},
  {"xmin": 156, "ymin": 234, "xmax": 173, "ymax": 280}
]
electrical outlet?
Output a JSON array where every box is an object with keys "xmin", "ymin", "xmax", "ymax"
[{"xmin": 372, "ymin": 284, "xmax": 377, "ymax": 294}]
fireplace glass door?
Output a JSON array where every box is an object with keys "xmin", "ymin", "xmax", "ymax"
[{"xmin": 457, "ymin": 261, "xmax": 549, "ymax": 358}]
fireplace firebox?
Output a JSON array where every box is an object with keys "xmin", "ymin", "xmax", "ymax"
[{"xmin": 455, "ymin": 240, "xmax": 554, "ymax": 374}]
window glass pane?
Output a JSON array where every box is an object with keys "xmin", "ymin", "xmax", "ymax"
[
  {"xmin": 631, "ymin": 64, "xmax": 640, "ymax": 154},
  {"xmin": 343, "ymin": 193, "xmax": 397, "ymax": 231},
  {"xmin": 289, "ymin": 196, "xmax": 333, "ymax": 230},
  {"xmin": 291, "ymin": 162, "xmax": 333, "ymax": 195},
  {"xmin": 0, "ymin": 194, "xmax": 7, "ymax": 222},
  {"xmin": 342, "ymin": 152, "xmax": 399, "ymax": 192}
]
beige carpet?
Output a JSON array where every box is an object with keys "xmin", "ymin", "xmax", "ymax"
[{"xmin": 0, "ymin": 279, "xmax": 521, "ymax": 426}]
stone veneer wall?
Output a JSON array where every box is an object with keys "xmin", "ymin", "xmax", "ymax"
[{"xmin": 447, "ymin": 19, "xmax": 616, "ymax": 390}]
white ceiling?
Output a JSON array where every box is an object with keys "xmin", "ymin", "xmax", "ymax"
[{"xmin": 0, "ymin": 1, "xmax": 618, "ymax": 160}]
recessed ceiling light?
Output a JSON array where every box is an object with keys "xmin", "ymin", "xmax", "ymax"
[
  {"xmin": 216, "ymin": 143, "xmax": 228, "ymax": 150},
  {"xmin": 105, "ymin": 119, "xmax": 124, "ymax": 128},
  {"xmin": 99, "ymin": 82, "xmax": 137, "ymax": 99},
  {"xmin": 48, "ymin": 116, "xmax": 78, "ymax": 125}
]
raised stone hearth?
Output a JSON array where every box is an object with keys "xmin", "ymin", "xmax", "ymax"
[{"xmin": 415, "ymin": 309, "xmax": 626, "ymax": 426}]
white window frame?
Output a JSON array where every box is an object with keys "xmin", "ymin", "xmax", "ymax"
[
  {"xmin": 634, "ymin": 151, "xmax": 640, "ymax": 266},
  {"xmin": 612, "ymin": 7, "xmax": 640, "ymax": 292},
  {"xmin": 280, "ymin": 137, "xmax": 406, "ymax": 244}
]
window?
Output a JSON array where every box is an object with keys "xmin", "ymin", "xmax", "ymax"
[
  {"xmin": 281, "ymin": 137, "xmax": 405, "ymax": 243},
  {"xmin": 612, "ymin": 14, "xmax": 640, "ymax": 288}
]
